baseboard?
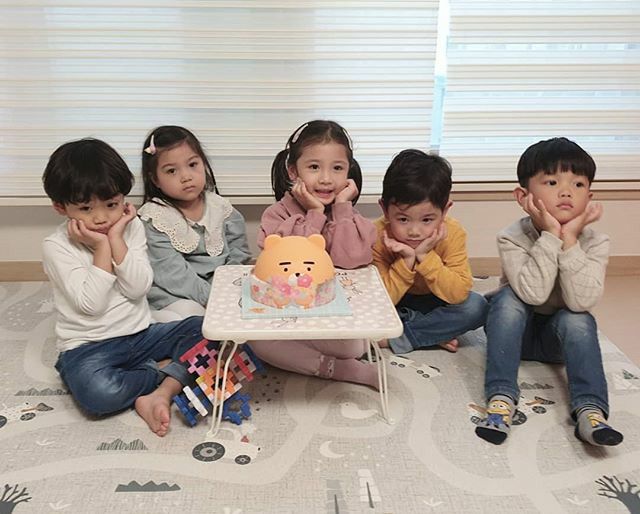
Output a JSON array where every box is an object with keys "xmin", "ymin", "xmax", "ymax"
[
  {"xmin": 469, "ymin": 258, "xmax": 502, "ymax": 277},
  {"xmin": 1, "ymin": 257, "xmax": 639, "ymax": 282},
  {"xmin": 0, "ymin": 261, "xmax": 47, "ymax": 281},
  {"xmin": 469, "ymin": 255, "xmax": 640, "ymax": 278}
]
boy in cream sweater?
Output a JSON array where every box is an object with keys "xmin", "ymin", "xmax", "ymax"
[{"xmin": 475, "ymin": 137, "xmax": 623, "ymax": 447}]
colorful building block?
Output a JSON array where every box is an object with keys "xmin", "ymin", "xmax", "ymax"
[{"xmin": 173, "ymin": 340, "xmax": 263, "ymax": 427}]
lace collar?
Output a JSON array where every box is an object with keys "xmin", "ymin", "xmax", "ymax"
[{"xmin": 138, "ymin": 192, "xmax": 233, "ymax": 255}]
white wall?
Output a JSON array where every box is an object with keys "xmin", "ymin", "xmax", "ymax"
[{"xmin": 2, "ymin": 198, "xmax": 639, "ymax": 262}]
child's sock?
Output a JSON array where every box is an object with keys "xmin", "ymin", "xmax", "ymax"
[
  {"xmin": 574, "ymin": 406, "xmax": 623, "ymax": 446},
  {"xmin": 322, "ymin": 356, "xmax": 380, "ymax": 390},
  {"xmin": 475, "ymin": 394, "xmax": 516, "ymax": 445}
]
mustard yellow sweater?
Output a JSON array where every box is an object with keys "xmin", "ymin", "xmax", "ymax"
[{"xmin": 372, "ymin": 216, "xmax": 473, "ymax": 306}]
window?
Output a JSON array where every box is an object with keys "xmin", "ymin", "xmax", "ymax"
[
  {"xmin": 0, "ymin": 1, "xmax": 637, "ymax": 199},
  {"xmin": 0, "ymin": 1, "xmax": 439, "ymax": 197},
  {"xmin": 440, "ymin": 0, "xmax": 640, "ymax": 182}
]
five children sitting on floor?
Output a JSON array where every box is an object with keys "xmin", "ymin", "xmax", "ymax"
[{"xmin": 41, "ymin": 129, "xmax": 623, "ymax": 447}]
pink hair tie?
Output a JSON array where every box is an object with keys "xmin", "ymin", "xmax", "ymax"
[{"xmin": 144, "ymin": 134, "xmax": 156, "ymax": 155}]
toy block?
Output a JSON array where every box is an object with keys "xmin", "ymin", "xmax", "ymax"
[
  {"xmin": 243, "ymin": 346, "xmax": 265, "ymax": 374},
  {"xmin": 173, "ymin": 393, "xmax": 199, "ymax": 427},
  {"xmin": 174, "ymin": 340, "xmax": 264, "ymax": 427},
  {"xmin": 222, "ymin": 392, "xmax": 252, "ymax": 425},
  {"xmin": 179, "ymin": 338, "xmax": 209, "ymax": 363}
]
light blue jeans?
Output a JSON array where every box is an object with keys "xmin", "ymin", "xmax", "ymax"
[
  {"xmin": 389, "ymin": 291, "xmax": 488, "ymax": 354},
  {"xmin": 484, "ymin": 286, "xmax": 609, "ymax": 418},
  {"xmin": 55, "ymin": 316, "xmax": 206, "ymax": 417}
]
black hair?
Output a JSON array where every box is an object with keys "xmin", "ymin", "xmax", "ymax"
[
  {"xmin": 141, "ymin": 125, "xmax": 218, "ymax": 207},
  {"xmin": 271, "ymin": 120, "xmax": 362, "ymax": 203},
  {"xmin": 42, "ymin": 138, "xmax": 133, "ymax": 205},
  {"xmin": 381, "ymin": 149, "xmax": 452, "ymax": 211},
  {"xmin": 517, "ymin": 137, "xmax": 596, "ymax": 187}
]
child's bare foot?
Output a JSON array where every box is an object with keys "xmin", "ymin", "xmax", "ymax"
[
  {"xmin": 375, "ymin": 339, "xmax": 389, "ymax": 348},
  {"xmin": 439, "ymin": 338, "xmax": 459, "ymax": 353},
  {"xmin": 134, "ymin": 376, "xmax": 182, "ymax": 437},
  {"xmin": 135, "ymin": 391, "xmax": 172, "ymax": 436}
]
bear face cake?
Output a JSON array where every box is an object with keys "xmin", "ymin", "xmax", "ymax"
[{"xmin": 250, "ymin": 234, "xmax": 336, "ymax": 309}]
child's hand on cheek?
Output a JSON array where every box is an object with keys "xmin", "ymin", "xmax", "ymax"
[
  {"xmin": 383, "ymin": 229, "xmax": 417, "ymax": 270},
  {"xmin": 560, "ymin": 202, "xmax": 603, "ymax": 247},
  {"xmin": 108, "ymin": 202, "xmax": 137, "ymax": 240},
  {"xmin": 291, "ymin": 179, "xmax": 324, "ymax": 213},
  {"xmin": 383, "ymin": 230, "xmax": 414, "ymax": 257},
  {"xmin": 335, "ymin": 179, "xmax": 358, "ymax": 204},
  {"xmin": 415, "ymin": 222, "xmax": 447, "ymax": 261},
  {"xmin": 522, "ymin": 194, "xmax": 561, "ymax": 237},
  {"xmin": 67, "ymin": 219, "xmax": 108, "ymax": 250}
]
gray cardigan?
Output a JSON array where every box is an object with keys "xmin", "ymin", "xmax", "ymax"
[{"xmin": 139, "ymin": 193, "xmax": 251, "ymax": 309}]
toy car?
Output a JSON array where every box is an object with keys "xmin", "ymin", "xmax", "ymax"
[{"xmin": 192, "ymin": 426, "xmax": 260, "ymax": 465}]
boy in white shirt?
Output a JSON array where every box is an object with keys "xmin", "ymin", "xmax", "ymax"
[
  {"xmin": 42, "ymin": 138, "xmax": 206, "ymax": 437},
  {"xmin": 475, "ymin": 137, "xmax": 623, "ymax": 447}
]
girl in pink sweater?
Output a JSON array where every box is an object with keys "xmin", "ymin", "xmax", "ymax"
[{"xmin": 250, "ymin": 120, "xmax": 379, "ymax": 388}]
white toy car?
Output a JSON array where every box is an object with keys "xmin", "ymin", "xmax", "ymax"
[{"xmin": 192, "ymin": 426, "xmax": 260, "ymax": 465}]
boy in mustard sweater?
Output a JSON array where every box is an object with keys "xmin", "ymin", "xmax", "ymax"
[{"xmin": 373, "ymin": 149, "xmax": 488, "ymax": 354}]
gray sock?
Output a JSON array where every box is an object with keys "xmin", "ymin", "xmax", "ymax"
[
  {"xmin": 475, "ymin": 394, "xmax": 516, "ymax": 445},
  {"xmin": 575, "ymin": 406, "xmax": 623, "ymax": 446}
]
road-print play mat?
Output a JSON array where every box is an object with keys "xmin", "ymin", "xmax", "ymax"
[{"xmin": 0, "ymin": 280, "xmax": 638, "ymax": 513}]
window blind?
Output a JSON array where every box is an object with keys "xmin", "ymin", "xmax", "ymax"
[
  {"xmin": 440, "ymin": 0, "xmax": 640, "ymax": 182},
  {"xmin": 0, "ymin": 1, "xmax": 439, "ymax": 197}
]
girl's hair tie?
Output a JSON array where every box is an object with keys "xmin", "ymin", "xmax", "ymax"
[
  {"xmin": 286, "ymin": 123, "xmax": 309, "ymax": 150},
  {"xmin": 291, "ymin": 123, "xmax": 308, "ymax": 144},
  {"xmin": 341, "ymin": 127, "xmax": 354, "ymax": 152},
  {"xmin": 144, "ymin": 134, "xmax": 156, "ymax": 155}
]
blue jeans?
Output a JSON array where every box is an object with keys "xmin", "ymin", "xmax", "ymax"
[
  {"xmin": 55, "ymin": 316, "xmax": 206, "ymax": 416},
  {"xmin": 389, "ymin": 291, "xmax": 488, "ymax": 354},
  {"xmin": 484, "ymin": 286, "xmax": 609, "ymax": 418}
]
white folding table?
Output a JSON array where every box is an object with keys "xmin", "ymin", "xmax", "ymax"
[{"xmin": 202, "ymin": 264, "xmax": 403, "ymax": 435}]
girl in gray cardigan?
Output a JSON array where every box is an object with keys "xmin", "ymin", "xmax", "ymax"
[{"xmin": 138, "ymin": 126, "xmax": 251, "ymax": 322}]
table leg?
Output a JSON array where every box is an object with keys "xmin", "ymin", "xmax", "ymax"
[
  {"xmin": 368, "ymin": 340, "xmax": 393, "ymax": 424},
  {"xmin": 207, "ymin": 340, "xmax": 239, "ymax": 437}
]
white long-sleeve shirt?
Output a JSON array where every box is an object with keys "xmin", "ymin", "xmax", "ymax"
[
  {"xmin": 42, "ymin": 217, "xmax": 154, "ymax": 352},
  {"xmin": 498, "ymin": 216, "xmax": 609, "ymax": 314}
]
